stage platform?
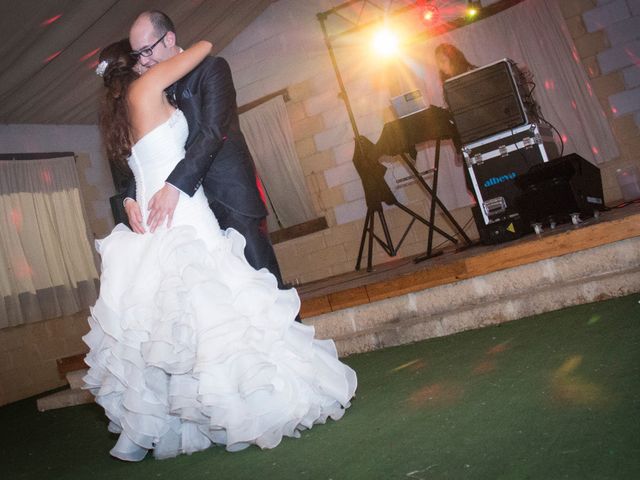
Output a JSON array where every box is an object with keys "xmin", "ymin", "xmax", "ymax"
[{"xmin": 297, "ymin": 202, "xmax": 640, "ymax": 355}]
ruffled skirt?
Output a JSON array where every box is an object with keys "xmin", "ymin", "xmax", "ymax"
[{"xmin": 83, "ymin": 224, "xmax": 357, "ymax": 459}]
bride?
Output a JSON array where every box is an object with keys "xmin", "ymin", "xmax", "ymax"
[{"xmin": 83, "ymin": 38, "xmax": 357, "ymax": 461}]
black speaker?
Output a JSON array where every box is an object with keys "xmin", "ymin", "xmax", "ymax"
[
  {"xmin": 515, "ymin": 153, "xmax": 605, "ymax": 225},
  {"xmin": 444, "ymin": 59, "xmax": 536, "ymax": 144}
]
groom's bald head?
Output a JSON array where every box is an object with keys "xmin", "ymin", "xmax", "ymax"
[
  {"xmin": 130, "ymin": 10, "xmax": 179, "ymax": 69},
  {"xmin": 143, "ymin": 11, "xmax": 175, "ymax": 39}
]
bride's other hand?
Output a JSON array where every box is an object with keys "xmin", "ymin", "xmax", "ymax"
[
  {"xmin": 124, "ymin": 199, "xmax": 145, "ymax": 234},
  {"xmin": 147, "ymin": 183, "xmax": 180, "ymax": 232}
]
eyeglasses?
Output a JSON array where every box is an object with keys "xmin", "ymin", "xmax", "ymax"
[{"xmin": 130, "ymin": 33, "xmax": 167, "ymax": 59}]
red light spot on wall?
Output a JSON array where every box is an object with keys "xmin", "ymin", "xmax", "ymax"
[
  {"xmin": 44, "ymin": 51, "xmax": 62, "ymax": 63},
  {"xmin": 586, "ymin": 82, "xmax": 593, "ymax": 97},
  {"xmin": 40, "ymin": 14, "xmax": 62, "ymax": 27},
  {"xmin": 571, "ymin": 48, "xmax": 580, "ymax": 63},
  {"xmin": 80, "ymin": 48, "xmax": 100, "ymax": 62},
  {"xmin": 40, "ymin": 169, "xmax": 53, "ymax": 185},
  {"xmin": 10, "ymin": 208, "xmax": 23, "ymax": 231},
  {"xmin": 624, "ymin": 47, "xmax": 640, "ymax": 66},
  {"xmin": 13, "ymin": 259, "xmax": 33, "ymax": 280}
]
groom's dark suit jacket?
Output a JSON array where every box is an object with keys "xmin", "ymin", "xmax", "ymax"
[{"xmin": 127, "ymin": 56, "xmax": 267, "ymax": 219}]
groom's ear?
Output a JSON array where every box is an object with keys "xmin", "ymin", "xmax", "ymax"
[{"xmin": 164, "ymin": 31, "xmax": 177, "ymax": 48}]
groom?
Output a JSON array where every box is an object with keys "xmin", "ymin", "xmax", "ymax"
[{"xmin": 125, "ymin": 10, "xmax": 287, "ymax": 292}]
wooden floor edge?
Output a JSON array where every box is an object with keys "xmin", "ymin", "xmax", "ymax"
[{"xmin": 300, "ymin": 213, "xmax": 640, "ymax": 319}]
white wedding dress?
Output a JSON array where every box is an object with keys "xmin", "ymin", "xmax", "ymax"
[{"xmin": 83, "ymin": 109, "xmax": 357, "ymax": 461}]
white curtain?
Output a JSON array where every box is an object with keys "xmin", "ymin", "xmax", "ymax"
[
  {"xmin": 394, "ymin": 0, "xmax": 619, "ymax": 210},
  {"xmin": 239, "ymin": 95, "xmax": 316, "ymax": 231},
  {"xmin": 0, "ymin": 156, "xmax": 99, "ymax": 328}
]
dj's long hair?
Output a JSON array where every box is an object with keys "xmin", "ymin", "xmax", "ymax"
[
  {"xmin": 435, "ymin": 43, "xmax": 476, "ymax": 83},
  {"xmin": 97, "ymin": 39, "xmax": 138, "ymax": 175}
]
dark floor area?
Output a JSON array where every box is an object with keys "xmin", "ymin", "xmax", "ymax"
[{"xmin": 2, "ymin": 293, "xmax": 639, "ymax": 479}]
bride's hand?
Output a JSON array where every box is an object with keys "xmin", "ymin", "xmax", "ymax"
[
  {"xmin": 147, "ymin": 183, "xmax": 180, "ymax": 233},
  {"xmin": 124, "ymin": 199, "xmax": 145, "ymax": 234}
]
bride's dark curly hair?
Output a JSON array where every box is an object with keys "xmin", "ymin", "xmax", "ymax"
[{"xmin": 97, "ymin": 39, "xmax": 138, "ymax": 174}]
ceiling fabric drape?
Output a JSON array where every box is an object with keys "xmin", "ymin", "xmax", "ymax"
[{"xmin": 0, "ymin": 0, "xmax": 275, "ymax": 124}]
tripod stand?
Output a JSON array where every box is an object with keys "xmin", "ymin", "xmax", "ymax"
[
  {"xmin": 398, "ymin": 138, "xmax": 471, "ymax": 262},
  {"xmin": 353, "ymin": 136, "xmax": 458, "ymax": 272},
  {"xmin": 374, "ymin": 107, "xmax": 473, "ymax": 263}
]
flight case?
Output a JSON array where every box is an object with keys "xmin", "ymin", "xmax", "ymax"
[{"xmin": 462, "ymin": 123, "xmax": 560, "ymax": 243}]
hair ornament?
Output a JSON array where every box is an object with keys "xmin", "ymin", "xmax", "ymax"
[{"xmin": 95, "ymin": 60, "xmax": 109, "ymax": 77}]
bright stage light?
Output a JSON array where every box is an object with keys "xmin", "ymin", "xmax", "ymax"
[
  {"xmin": 466, "ymin": 1, "xmax": 481, "ymax": 19},
  {"xmin": 371, "ymin": 28, "xmax": 400, "ymax": 57},
  {"xmin": 422, "ymin": 5, "xmax": 438, "ymax": 22},
  {"xmin": 416, "ymin": 0, "xmax": 439, "ymax": 23}
]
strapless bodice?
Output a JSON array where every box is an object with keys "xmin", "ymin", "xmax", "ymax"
[
  {"xmin": 127, "ymin": 109, "xmax": 221, "ymax": 241},
  {"xmin": 128, "ymin": 109, "xmax": 188, "ymax": 206}
]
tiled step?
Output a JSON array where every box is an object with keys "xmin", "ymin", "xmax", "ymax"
[
  {"xmin": 65, "ymin": 369, "xmax": 87, "ymax": 390},
  {"xmin": 36, "ymin": 387, "xmax": 94, "ymax": 412},
  {"xmin": 36, "ymin": 368, "xmax": 93, "ymax": 412}
]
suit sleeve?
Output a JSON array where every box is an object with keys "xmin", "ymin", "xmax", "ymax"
[
  {"xmin": 125, "ymin": 177, "xmax": 136, "ymax": 202},
  {"xmin": 166, "ymin": 57, "xmax": 236, "ymax": 196}
]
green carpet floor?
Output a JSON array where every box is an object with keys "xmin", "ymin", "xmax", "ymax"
[{"xmin": 2, "ymin": 293, "xmax": 639, "ymax": 479}]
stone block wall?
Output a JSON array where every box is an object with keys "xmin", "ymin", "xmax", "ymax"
[{"xmin": 561, "ymin": 0, "xmax": 640, "ymax": 200}]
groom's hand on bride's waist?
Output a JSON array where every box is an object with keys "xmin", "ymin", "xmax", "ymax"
[{"xmin": 147, "ymin": 183, "xmax": 180, "ymax": 233}]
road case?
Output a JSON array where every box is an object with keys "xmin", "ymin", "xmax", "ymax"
[{"xmin": 462, "ymin": 123, "xmax": 560, "ymax": 228}]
